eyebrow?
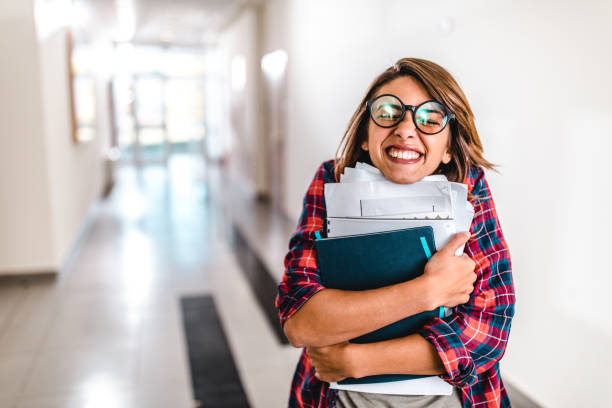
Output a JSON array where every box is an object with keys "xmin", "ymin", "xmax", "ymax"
[
  {"xmin": 418, "ymin": 108, "xmax": 444, "ymax": 115},
  {"xmin": 376, "ymin": 103, "xmax": 402, "ymax": 111}
]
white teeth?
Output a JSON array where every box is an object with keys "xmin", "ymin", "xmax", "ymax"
[{"xmin": 389, "ymin": 149, "xmax": 420, "ymax": 160}]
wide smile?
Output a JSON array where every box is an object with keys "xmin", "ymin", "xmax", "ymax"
[{"xmin": 385, "ymin": 146, "xmax": 424, "ymax": 164}]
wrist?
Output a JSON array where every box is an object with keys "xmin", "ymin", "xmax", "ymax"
[
  {"xmin": 346, "ymin": 343, "xmax": 368, "ymax": 379},
  {"xmin": 409, "ymin": 275, "xmax": 437, "ymax": 312},
  {"xmin": 347, "ymin": 341, "xmax": 402, "ymax": 378}
]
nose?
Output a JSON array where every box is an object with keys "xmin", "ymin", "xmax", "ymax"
[{"xmin": 394, "ymin": 110, "xmax": 417, "ymax": 139}]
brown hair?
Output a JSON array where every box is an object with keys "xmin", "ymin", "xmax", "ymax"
[{"xmin": 334, "ymin": 58, "xmax": 495, "ymax": 183}]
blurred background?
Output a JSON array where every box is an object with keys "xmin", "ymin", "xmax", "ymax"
[{"xmin": 0, "ymin": 0, "xmax": 610, "ymax": 407}]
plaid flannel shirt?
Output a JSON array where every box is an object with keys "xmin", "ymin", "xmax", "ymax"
[{"xmin": 276, "ymin": 160, "xmax": 515, "ymax": 408}]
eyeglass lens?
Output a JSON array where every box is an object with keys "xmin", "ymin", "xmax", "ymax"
[{"xmin": 370, "ymin": 95, "xmax": 449, "ymax": 134}]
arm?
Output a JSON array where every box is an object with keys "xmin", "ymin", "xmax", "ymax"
[
  {"xmin": 417, "ymin": 168, "xmax": 515, "ymax": 386},
  {"xmin": 277, "ymin": 162, "xmax": 432, "ymax": 347},
  {"xmin": 307, "ymin": 334, "xmax": 445, "ymax": 382},
  {"xmin": 307, "ymin": 168, "xmax": 515, "ymax": 386},
  {"xmin": 304, "ymin": 230, "xmax": 479, "ymax": 379},
  {"xmin": 277, "ymin": 162, "xmax": 477, "ymax": 349},
  {"xmin": 285, "ymin": 231, "xmax": 475, "ymax": 348},
  {"xmin": 284, "ymin": 277, "xmax": 432, "ymax": 348}
]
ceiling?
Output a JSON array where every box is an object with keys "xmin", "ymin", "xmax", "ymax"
[{"xmin": 72, "ymin": 0, "xmax": 261, "ymax": 47}]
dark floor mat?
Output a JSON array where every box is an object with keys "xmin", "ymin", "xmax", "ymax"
[
  {"xmin": 231, "ymin": 226, "xmax": 289, "ymax": 344},
  {"xmin": 181, "ymin": 295, "xmax": 250, "ymax": 408}
]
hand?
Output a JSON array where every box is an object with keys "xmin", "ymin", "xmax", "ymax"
[
  {"xmin": 306, "ymin": 342, "xmax": 357, "ymax": 382},
  {"xmin": 421, "ymin": 232, "xmax": 477, "ymax": 309}
]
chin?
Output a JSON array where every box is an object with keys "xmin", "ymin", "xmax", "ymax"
[{"xmin": 387, "ymin": 173, "xmax": 422, "ymax": 184}]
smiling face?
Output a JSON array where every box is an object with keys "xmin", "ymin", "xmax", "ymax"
[{"xmin": 362, "ymin": 76, "xmax": 452, "ymax": 184}]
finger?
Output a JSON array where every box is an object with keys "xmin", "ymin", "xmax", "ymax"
[
  {"xmin": 465, "ymin": 256, "xmax": 476, "ymax": 269},
  {"xmin": 463, "ymin": 256, "xmax": 477, "ymax": 272},
  {"xmin": 441, "ymin": 232, "xmax": 471, "ymax": 256}
]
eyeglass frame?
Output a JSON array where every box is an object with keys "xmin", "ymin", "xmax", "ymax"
[{"xmin": 366, "ymin": 94, "xmax": 455, "ymax": 135}]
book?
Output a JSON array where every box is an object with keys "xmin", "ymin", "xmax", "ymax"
[{"xmin": 315, "ymin": 226, "xmax": 441, "ymax": 385}]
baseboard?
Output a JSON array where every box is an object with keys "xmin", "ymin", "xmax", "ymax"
[{"xmin": 0, "ymin": 270, "xmax": 57, "ymax": 282}]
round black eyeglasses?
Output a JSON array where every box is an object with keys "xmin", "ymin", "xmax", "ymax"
[{"xmin": 366, "ymin": 94, "xmax": 455, "ymax": 135}]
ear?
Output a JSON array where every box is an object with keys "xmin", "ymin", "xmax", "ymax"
[
  {"xmin": 442, "ymin": 150, "xmax": 451, "ymax": 164},
  {"xmin": 361, "ymin": 140, "xmax": 369, "ymax": 151}
]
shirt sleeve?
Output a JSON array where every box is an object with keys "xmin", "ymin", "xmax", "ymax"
[
  {"xmin": 276, "ymin": 162, "xmax": 333, "ymax": 327},
  {"xmin": 417, "ymin": 167, "xmax": 516, "ymax": 387}
]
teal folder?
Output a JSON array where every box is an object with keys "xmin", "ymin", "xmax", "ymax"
[{"xmin": 315, "ymin": 226, "xmax": 439, "ymax": 385}]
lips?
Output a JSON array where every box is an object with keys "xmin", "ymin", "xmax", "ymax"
[{"xmin": 386, "ymin": 146, "xmax": 423, "ymax": 162}]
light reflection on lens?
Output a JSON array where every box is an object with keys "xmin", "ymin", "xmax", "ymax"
[{"xmin": 369, "ymin": 95, "xmax": 451, "ymax": 134}]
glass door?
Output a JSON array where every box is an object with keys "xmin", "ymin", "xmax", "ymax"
[
  {"xmin": 133, "ymin": 73, "xmax": 168, "ymax": 164},
  {"xmin": 112, "ymin": 44, "xmax": 207, "ymax": 166}
]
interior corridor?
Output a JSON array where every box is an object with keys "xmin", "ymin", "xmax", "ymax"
[
  {"xmin": 2, "ymin": 1, "xmax": 610, "ymax": 406},
  {"xmin": 0, "ymin": 154, "xmax": 300, "ymax": 407}
]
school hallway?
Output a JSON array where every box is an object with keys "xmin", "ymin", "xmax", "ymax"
[{"xmin": 1, "ymin": 0, "xmax": 610, "ymax": 407}]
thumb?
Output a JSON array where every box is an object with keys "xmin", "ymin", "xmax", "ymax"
[{"xmin": 441, "ymin": 232, "xmax": 470, "ymax": 255}]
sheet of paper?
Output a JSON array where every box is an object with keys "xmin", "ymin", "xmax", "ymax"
[
  {"xmin": 449, "ymin": 182, "xmax": 473, "ymax": 233},
  {"xmin": 330, "ymin": 377, "xmax": 453, "ymax": 396},
  {"xmin": 341, "ymin": 166, "xmax": 385, "ymax": 183},
  {"xmin": 334, "ymin": 163, "xmax": 474, "ymax": 232},
  {"xmin": 352, "ymin": 163, "xmax": 448, "ymax": 182},
  {"xmin": 360, "ymin": 195, "xmax": 452, "ymax": 218},
  {"xmin": 325, "ymin": 180, "xmax": 454, "ymax": 219},
  {"xmin": 355, "ymin": 162, "xmax": 385, "ymax": 176}
]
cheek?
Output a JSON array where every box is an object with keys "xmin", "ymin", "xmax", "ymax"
[
  {"xmin": 366, "ymin": 127, "xmax": 387, "ymax": 153},
  {"xmin": 426, "ymin": 133, "xmax": 450, "ymax": 157}
]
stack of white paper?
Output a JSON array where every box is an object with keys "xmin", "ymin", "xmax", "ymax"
[
  {"xmin": 326, "ymin": 163, "xmax": 474, "ymax": 395},
  {"xmin": 326, "ymin": 162, "xmax": 474, "ymax": 254}
]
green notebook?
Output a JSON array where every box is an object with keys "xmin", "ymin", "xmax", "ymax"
[{"xmin": 315, "ymin": 226, "xmax": 440, "ymax": 385}]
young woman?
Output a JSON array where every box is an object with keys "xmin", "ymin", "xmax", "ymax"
[{"xmin": 276, "ymin": 58, "xmax": 515, "ymax": 408}]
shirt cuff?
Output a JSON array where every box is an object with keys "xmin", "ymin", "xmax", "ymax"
[
  {"xmin": 417, "ymin": 317, "xmax": 477, "ymax": 387},
  {"xmin": 278, "ymin": 283, "xmax": 326, "ymax": 327}
]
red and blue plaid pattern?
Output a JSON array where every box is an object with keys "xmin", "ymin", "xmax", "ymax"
[{"xmin": 276, "ymin": 160, "xmax": 515, "ymax": 408}]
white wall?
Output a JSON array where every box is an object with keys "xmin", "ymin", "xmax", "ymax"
[
  {"xmin": 261, "ymin": 0, "xmax": 289, "ymax": 55},
  {"xmin": 0, "ymin": 0, "xmax": 55, "ymax": 272},
  {"xmin": 217, "ymin": 7, "xmax": 265, "ymax": 196},
  {"xmin": 275, "ymin": 0, "xmax": 612, "ymax": 406},
  {"xmin": 0, "ymin": 0, "xmax": 110, "ymax": 274},
  {"xmin": 39, "ymin": 31, "xmax": 112, "ymax": 266},
  {"xmin": 218, "ymin": 0, "xmax": 290, "ymax": 200}
]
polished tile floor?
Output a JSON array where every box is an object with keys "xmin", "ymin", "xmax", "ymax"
[{"xmin": 0, "ymin": 155, "xmax": 301, "ymax": 408}]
